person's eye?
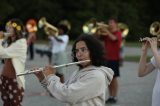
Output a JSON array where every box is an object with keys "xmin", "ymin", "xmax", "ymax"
[{"xmin": 81, "ymin": 48, "xmax": 88, "ymax": 52}]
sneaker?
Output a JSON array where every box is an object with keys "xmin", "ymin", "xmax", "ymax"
[{"xmin": 105, "ymin": 97, "xmax": 117, "ymax": 104}]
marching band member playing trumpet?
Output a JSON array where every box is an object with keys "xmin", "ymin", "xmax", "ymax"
[
  {"xmin": 138, "ymin": 37, "xmax": 160, "ymax": 106},
  {"xmin": 98, "ymin": 18, "xmax": 122, "ymax": 104},
  {"xmin": 0, "ymin": 19, "xmax": 27, "ymax": 106},
  {"xmin": 33, "ymin": 35, "xmax": 114, "ymax": 106},
  {"xmin": 48, "ymin": 23, "xmax": 69, "ymax": 83}
]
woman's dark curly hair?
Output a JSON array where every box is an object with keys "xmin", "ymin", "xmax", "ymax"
[{"xmin": 72, "ymin": 34, "xmax": 105, "ymax": 67}]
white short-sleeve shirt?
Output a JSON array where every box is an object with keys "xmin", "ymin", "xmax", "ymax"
[
  {"xmin": 49, "ymin": 35, "xmax": 69, "ymax": 54},
  {"xmin": 150, "ymin": 57, "xmax": 160, "ymax": 106}
]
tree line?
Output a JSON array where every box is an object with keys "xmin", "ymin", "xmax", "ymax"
[{"xmin": 0, "ymin": 0, "xmax": 159, "ymax": 41}]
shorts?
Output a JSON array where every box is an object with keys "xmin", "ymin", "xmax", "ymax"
[{"xmin": 103, "ymin": 60, "xmax": 120, "ymax": 77}]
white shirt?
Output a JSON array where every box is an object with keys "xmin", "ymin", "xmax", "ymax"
[
  {"xmin": 41, "ymin": 66, "xmax": 114, "ymax": 106},
  {"xmin": 49, "ymin": 34, "xmax": 69, "ymax": 54},
  {"xmin": 150, "ymin": 57, "xmax": 160, "ymax": 106},
  {"xmin": 0, "ymin": 38, "xmax": 27, "ymax": 88}
]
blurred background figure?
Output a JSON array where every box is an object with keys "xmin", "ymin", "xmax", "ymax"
[
  {"xmin": 49, "ymin": 21, "xmax": 70, "ymax": 83},
  {"xmin": 37, "ymin": 17, "xmax": 70, "ymax": 83},
  {"xmin": 118, "ymin": 23, "xmax": 129, "ymax": 67},
  {"xmin": 96, "ymin": 18, "xmax": 122, "ymax": 104},
  {"xmin": 26, "ymin": 19, "xmax": 37, "ymax": 60}
]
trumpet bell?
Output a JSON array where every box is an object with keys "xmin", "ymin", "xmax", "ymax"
[
  {"xmin": 38, "ymin": 17, "xmax": 59, "ymax": 36},
  {"xmin": 150, "ymin": 21, "xmax": 160, "ymax": 36},
  {"xmin": 59, "ymin": 20, "xmax": 71, "ymax": 31},
  {"xmin": 82, "ymin": 23, "xmax": 97, "ymax": 34},
  {"xmin": 38, "ymin": 17, "xmax": 46, "ymax": 28},
  {"xmin": 118, "ymin": 23, "xmax": 129, "ymax": 38}
]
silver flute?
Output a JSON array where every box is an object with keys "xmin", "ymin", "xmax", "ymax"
[
  {"xmin": 139, "ymin": 37, "xmax": 160, "ymax": 42},
  {"xmin": 17, "ymin": 60, "xmax": 90, "ymax": 76},
  {"xmin": 4, "ymin": 32, "xmax": 12, "ymax": 37}
]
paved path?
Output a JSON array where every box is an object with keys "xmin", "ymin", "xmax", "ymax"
[{"xmin": 0, "ymin": 44, "xmax": 156, "ymax": 106}]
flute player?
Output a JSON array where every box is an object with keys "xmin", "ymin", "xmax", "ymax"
[{"xmin": 33, "ymin": 34, "xmax": 114, "ymax": 106}]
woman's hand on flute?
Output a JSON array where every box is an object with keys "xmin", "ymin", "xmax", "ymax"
[
  {"xmin": 33, "ymin": 68, "xmax": 45, "ymax": 82},
  {"xmin": 43, "ymin": 65, "xmax": 56, "ymax": 76},
  {"xmin": 34, "ymin": 65, "xmax": 56, "ymax": 81}
]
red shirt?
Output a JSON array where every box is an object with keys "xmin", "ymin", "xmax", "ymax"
[{"xmin": 102, "ymin": 31, "xmax": 122, "ymax": 60}]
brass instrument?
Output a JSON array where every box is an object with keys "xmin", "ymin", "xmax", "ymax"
[
  {"xmin": 140, "ymin": 21, "xmax": 160, "ymax": 42},
  {"xmin": 82, "ymin": 18, "xmax": 97, "ymax": 35},
  {"xmin": 59, "ymin": 20, "xmax": 71, "ymax": 31},
  {"xmin": 118, "ymin": 23, "xmax": 129, "ymax": 38},
  {"xmin": 38, "ymin": 17, "xmax": 59, "ymax": 36},
  {"xmin": 82, "ymin": 19, "xmax": 129, "ymax": 38},
  {"xmin": 150, "ymin": 21, "xmax": 160, "ymax": 36},
  {"xmin": 16, "ymin": 60, "xmax": 90, "ymax": 76}
]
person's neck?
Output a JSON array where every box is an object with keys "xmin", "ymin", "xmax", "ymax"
[{"xmin": 110, "ymin": 28, "xmax": 118, "ymax": 32}]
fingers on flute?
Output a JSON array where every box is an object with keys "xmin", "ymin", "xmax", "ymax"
[{"xmin": 44, "ymin": 65, "xmax": 55, "ymax": 75}]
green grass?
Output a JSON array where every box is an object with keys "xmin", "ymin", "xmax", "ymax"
[
  {"xmin": 125, "ymin": 41, "xmax": 141, "ymax": 47},
  {"xmin": 124, "ymin": 55, "xmax": 151, "ymax": 62}
]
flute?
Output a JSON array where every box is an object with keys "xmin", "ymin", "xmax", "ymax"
[
  {"xmin": 139, "ymin": 37, "xmax": 160, "ymax": 42},
  {"xmin": 17, "ymin": 60, "xmax": 90, "ymax": 76}
]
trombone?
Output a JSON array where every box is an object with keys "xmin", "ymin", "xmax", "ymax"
[{"xmin": 16, "ymin": 60, "xmax": 90, "ymax": 76}]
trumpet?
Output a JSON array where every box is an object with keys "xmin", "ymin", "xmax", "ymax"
[
  {"xmin": 82, "ymin": 19, "xmax": 129, "ymax": 38},
  {"xmin": 82, "ymin": 18, "xmax": 107, "ymax": 35},
  {"xmin": 38, "ymin": 17, "xmax": 59, "ymax": 36},
  {"xmin": 16, "ymin": 60, "xmax": 90, "ymax": 76},
  {"xmin": 140, "ymin": 21, "xmax": 160, "ymax": 42}
]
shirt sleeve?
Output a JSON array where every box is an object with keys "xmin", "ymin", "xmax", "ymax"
[
  {"xmin": 150, "ymin": 56, "xmax": 158, "ymax": 68},
  {"xmin": 43, "ymin": 71, "xmax": 105, "ymax": 104},
  {"xmin": 0, "ymin": 39, "xmax": 26, "ymax": 58}
]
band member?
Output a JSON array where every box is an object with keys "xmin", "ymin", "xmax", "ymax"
[
  {"xmin": 138, "ymin": 37, "xmax": 160, "ymax": 106},
  {"xmin": 0, "ymin": 19, "xmax": 27, "ymax": 106},
  {"xmin": 26, "ymin": 19, "xmax": 37, "ymax": 60},
  {"xmin": 48, "ymin": 23, "xmax": 69, "ymax": 83},
  {"xmin": 33, "ymin": 35, "xmax": 114, "ymax": 106},
  {"xmin": 99, "ymin": 18, "xmax": 122, "ymax": 103}
]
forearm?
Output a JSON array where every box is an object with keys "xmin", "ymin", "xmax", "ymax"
[
  {"xmin": 138, "ymin": 51, "xmax": 148, "ymax": 77},
  {"xmin": 40, "ymin": 78, "xmax": 55, "ymax": 97},
  {"xmin": 107, "ymin": 31, "xmax": 117, "ymax": 41}
]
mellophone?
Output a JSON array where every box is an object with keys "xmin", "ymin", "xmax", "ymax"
[{"xmin": 17, "ymin": 60, "xmax": 90, "ymax": 76}]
